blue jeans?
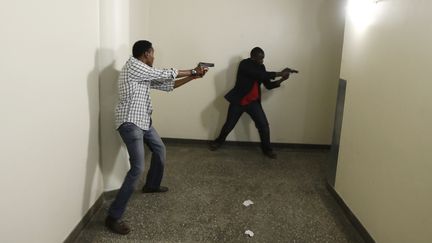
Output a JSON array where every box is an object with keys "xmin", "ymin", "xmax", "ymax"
[{"xmin": 108, "ymin": 122, "xmax": 166, "ymax": 220}]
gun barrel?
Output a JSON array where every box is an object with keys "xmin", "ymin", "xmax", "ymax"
[{"xmin": 198, "ymin": 62, "xmax": 215, "ymax": 68}]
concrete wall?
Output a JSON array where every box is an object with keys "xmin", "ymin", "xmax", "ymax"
[
  {"xmin": 336, "ymin": 0, "xmax": 432, "ymax": 242},
  {"xmin": 0, "ymin": 0, "xmax": 104, "ymax": 242}
]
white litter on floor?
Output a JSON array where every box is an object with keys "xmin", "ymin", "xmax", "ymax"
[
  {"xmin": 243, "ymin": 199, "xmax": 254, "ymax": 207},
  {"xmin": 245, "ymin": 230, "xmax": 254, "ymax": 237},
  {"xmin": 243, "ymin": 200, "xmax": 255, "ymax": 237}
]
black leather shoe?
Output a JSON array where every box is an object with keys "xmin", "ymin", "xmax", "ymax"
[
  {"xmin": 209, "ymin": 141, "xmax": 223, "ymax": 151},
  {"xmin": 142, "ymin": 186, "xmax": 169, "ymax": 193},
  {"xmin": 263, "ymin": 150, "xmax": 277, "ymax": 159},
  {"xmin": 105, "ymin": 216, "xmax": 130, "ymax": 235}
]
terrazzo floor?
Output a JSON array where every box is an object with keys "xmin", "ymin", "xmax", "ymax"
[{"xmin": 75, "ymin": 142, "xmax": 364, "ymax": 243}]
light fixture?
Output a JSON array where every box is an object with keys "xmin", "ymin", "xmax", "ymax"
[{"xmin": 347, "ymin": 0, "xmax": 381, "ymax": 32}]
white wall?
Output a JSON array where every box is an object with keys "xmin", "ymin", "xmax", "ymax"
[
  {"xmin": 0, "ymin": 1, "xmax": 103, "ymax": 242},
  {"xmin": 99, "ymin": 0, "xmax": 131, "ymax": 191},
  {"xmin": 336, "ymin": 0, "xmax": 432, "ymax": 242},
  {"xmin": 130, "ymin": 0, "xmax": 346, "ymax": 144}
]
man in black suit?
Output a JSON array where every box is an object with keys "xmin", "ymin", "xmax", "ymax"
[{"xmin": 209, "ymin": 47, "xmax": 293, "ymax": 159}]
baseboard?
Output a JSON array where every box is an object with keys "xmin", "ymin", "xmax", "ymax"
[
  {"xmin": 63, "ymin": 193, "xmax": 105, "ymax": 243},
  {"xmin": 162, "ymin": 137, "xmax": 331, "ymax": 150},
  {"xmin": 103, "ymin": 189, "xmax": 120, "ymax": 201},
  {"xmin": 326, "ymin": 183, "xmax": 375, "ymax": 243}
]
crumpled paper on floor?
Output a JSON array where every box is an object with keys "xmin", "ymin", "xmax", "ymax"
[
  {"xmin": 243, "ymin": 200, "xmax": 254, "ymax": 207},
  {"xmin": 245, "ymin": 230, "xmax": 254, "ymax": 237}
]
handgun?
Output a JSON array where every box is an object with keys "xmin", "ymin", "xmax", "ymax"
[
  {"xmin": 286, "ymin": 68, "xmax": 299, "ymax": 74},
  {"xmin": 198, "ymin": 62, "xmax": 215, "ymax": 68}
]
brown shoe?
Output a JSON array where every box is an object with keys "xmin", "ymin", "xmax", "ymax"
[
  {"xmin": 142, "ymin": 186, "xmax": 169, "ymax": 193},
  {"xmin": 105, "ymin": 216, "xmax": 130, "ymax": 235}
]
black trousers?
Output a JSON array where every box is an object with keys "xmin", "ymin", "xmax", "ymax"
[{"xmin": 215, "ymin": 101, "xmax": 272, "ymax": 152}]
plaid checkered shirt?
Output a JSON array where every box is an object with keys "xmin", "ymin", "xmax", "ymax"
[{"xmin": 115, "ymin": 57, "xmax": 178, "ymax": 130}]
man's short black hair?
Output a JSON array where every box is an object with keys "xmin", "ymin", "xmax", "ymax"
[
  {"xmin": 250, "ymin": 47, "xmax": 264, "ymax": 58},
  {"xmin": 132, "ymin": 40, "xmax": 152, "ymax": 58}
]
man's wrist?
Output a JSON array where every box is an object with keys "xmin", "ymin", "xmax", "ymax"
[{"xmin": 191, "ymin": 69, "xmax": 197, "ymax": 76}]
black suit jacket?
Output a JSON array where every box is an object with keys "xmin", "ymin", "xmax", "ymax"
[{"xmin": 225, "ymin": 58, "xmax": 280, "ymax": 104}]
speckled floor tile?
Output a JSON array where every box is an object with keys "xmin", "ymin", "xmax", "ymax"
[{"xmin": 75, "ymin": 143, "xmax": 364, "ymax": 243}]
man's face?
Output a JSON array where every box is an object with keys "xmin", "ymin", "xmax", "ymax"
[
  {"xmin": 252, "ymin": 52, "xmax": 265, "ymax": 65},
  {"xmin": 145, "ymin": 48, "xmax": 155, "ymax": 66}
]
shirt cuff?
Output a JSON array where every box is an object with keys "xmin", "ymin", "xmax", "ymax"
[
  {"xmin": 172, "ymin": 68, "xmax": 179, "ymax": 79},
  {"xmin": 167, "ymin": 79, "xmax": 175, "ymax": 91}
]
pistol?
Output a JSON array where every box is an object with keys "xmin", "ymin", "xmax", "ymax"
[
  {"xmin": 198, "ymin": 62, "xmax": 215, "ymax": 68},
  {"xmin": 287, "ymin": 68, "xmax": 299, "ymax": 74}
]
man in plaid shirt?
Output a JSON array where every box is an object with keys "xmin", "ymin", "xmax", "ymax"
[{"xmin": 106, "ymin": 40, "xmax": 208, "ymax": 235}]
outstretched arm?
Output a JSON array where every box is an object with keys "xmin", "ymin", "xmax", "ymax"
[
  {"xmin": 174, "ymin": 68, "xmax": 208, "ymax": 89},
  {"xmin": 176, "ymin": 66, "xmax": 207, "ymax": 78},
  {"xmin": 239, "ymin": 61, "xmax": 292, "ymax": 81},
  {"xmin": 150, "ymin": 65, "xmax": 208, "ymax": 91},
  {"xmin": 239, "ymin": 61, "xmax": 276, "ymax": 80},
  {"xmin": 174, "ymin": 76, "xmax": 197, "ymax": 89},
  {"xmin": 263, "ymin": 72, "xmax": 291, "ymax": 90}
]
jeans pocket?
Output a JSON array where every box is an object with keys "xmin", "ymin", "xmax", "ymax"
[
  {"xmin": 119, "ymin": 122, "xmax": 139, "ymax": 135},
  {"xmin": 119, "ymin": 122, "xmax": 142, "ymax": 143}
]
